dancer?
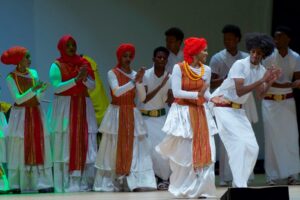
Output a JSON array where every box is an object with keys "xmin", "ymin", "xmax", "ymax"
[
  {"xmin": 93, "ymin": 43, "xmax": 157, "ymax": 192},
  {"xmin": 1, "ymin": 46, "xmax": 53, "ymax": 193},
  {"xmin": 48, "ymin": 35, "xmax": 98, "ymax": 192},
  {"xmin": 211, "ymin": 33, "xmax": 281, "ymax": 187},
  {"xmin": 157, "ymin": 37, "xmax": 217, "ymax": 198}
]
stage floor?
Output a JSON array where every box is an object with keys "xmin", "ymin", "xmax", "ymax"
[
  {"xmin": 0, "ymin": 187, "xmax": 300, "ymax": 200},
  {"xmin": 0, "ymin": 174, "xmax": 299, "ymax": 200}
]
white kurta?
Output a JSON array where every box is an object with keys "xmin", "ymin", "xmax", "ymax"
[
  {"xmin": 93, "ymin": 68, "xmax": 157, "ymax": 192},
  {"xmin": 262, "ymin": 49, "xmax": 300, "ymax": 181},
  {"xmin": 212, "ymin": 57, "xmax": 263, "ymax": 187},
  {"xmin": 209, "ymin": 49, "xmax": 257, "ymax": 183},
  {"xmin": 6, "ymin": 69, "xmax": 53, "ymax": 192},
  {"xmin": 0, "ymin": 106, "xmax": 8, "ymax": 191},
  {"xmin": 156, "ymin": 64, "xmax": 217, "ymax": 198},
  {"xmin": 137, "ymin": 67, "xmax": 171, "ymax": 181},
  {"xmin": 0, "ymin": 111, "xmax": 7, "ymax": 164},
  {"xmin": 166, "ymin": 50, "xmax": 184, "ymax": 74},
  {"xmin": 48, "ymin": 63, "xmax": 98, "ymax": 192}
]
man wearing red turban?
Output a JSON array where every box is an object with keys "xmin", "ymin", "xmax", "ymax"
[
  {"xmin": 93, "ymin": 43, "xmax": 157, "ymax": 192},
  {"xmin": 48, "ymin": 35, "xmax": 98, "ymax": 192},
  {"xmin": 1, "ymin": 46, "xmax": 53, "ymax": 193},
  {"xmin": 156, "ymin": 37, "xmax": 217, "ymax": 198}
]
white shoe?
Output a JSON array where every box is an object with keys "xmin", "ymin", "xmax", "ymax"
[{"xmin": 266, "ymin": 180, "xmax": 276, "ymax": 186}]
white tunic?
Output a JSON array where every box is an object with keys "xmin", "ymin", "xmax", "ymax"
[
  {"xmin": 0, "ymin": 93, "xmax": 7, "ymax": 164},
  {"xmin": 156, "ymin": 64, "xmax": 217, "ymax": 198},
  {"xmin": 212, "ymin": 57, "xmax": 263, "ymax": 187},
  {"xmin": 0, "ymin": 90, "xmax": 8, "ymax": 191},
  {"xmin": 137, "ymin": 67, "xmax": 171, "ymax": 181},
  {"xmin": 210, "ymin": 49, "xmax": 249, "ymax": 79},
  {"xmin": 262, "ymin": 49, "xmax": 300, "ymax": 181},
  {"xmin": 94, "ymin": 68, "xmax": 157, "ymax": 192},
  {"xmin": 166, "ymin": 50, "xmax": 184, "ymax": 74},
  {"xmin": 210, "ymin": 49, "xmax": 258, "ymax": 122}
]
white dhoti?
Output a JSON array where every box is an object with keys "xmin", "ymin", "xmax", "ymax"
[
  {"xmin": 214, "ymin": 107, "xmax": 259, "ymax": 187},
  {"xmin": 262, "ymin": 98, "xmax": 300, "ymax": 181},
  {"xmin": 219, "ymin": 93, "xmax": 257, "ymax": 184},
  {"xmin": 143, "ymin": 115, "xmax": 171, "ymax": 181}
]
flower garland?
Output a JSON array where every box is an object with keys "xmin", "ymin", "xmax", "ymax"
[{"xmin": 183, "ymin": 61, "xmax": 205, "ymax": 80}]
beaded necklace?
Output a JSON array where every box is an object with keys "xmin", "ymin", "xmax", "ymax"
[{"xmin": 183, "ymin": 61, "xmax": 205, "ymax": 80}]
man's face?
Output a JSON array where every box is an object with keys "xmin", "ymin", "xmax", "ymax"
[
  {"xmin": 223, "ymin": 32, "xmax": 240, "ymax": 52},
  {"xmin": 274, "ymin": 31, "xmax": 290, "ymax": 49},
  {"xmin": 153, "ymin": 51, "xmax": 168, "ymax": 70},
  {"xmin": 250, "ymin": 48, "xmax": 264, "ymax": 65},
  {"xmin": 166, "ymin": 36, "xmax": 181, "ymax": 53},
  {"xmin": 120, "ymin": 51, "xmax": 133, "ymax": 67}
]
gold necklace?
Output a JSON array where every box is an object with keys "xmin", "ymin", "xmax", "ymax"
[{"xmin": 183, "ymin": 61, "xmax": 205, "ymax": 80}]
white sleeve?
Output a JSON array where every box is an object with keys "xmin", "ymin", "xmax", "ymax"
[
  {"xmin": 49, "ymin": 63, "xmax": 76, "ymax": 93},
  {"xmin": 135, "ymin": 82, "xmax": 146, "ymax": 102},
  {"xmin": 295, "ymin": 56, "xmax": 300, "ymax": 72},
  {"xmin": 6, "ymin": 75, "xmax": 36, "ymax": 105},
  {"xmin": 83, "ymin": 77, "xmax": 95, "ymax": 89},
  {"xmin": 203, "ymin": 66, "xmax": 212, "ymax": 100},
  {"xmin": 30, "ymin": 69, "xmax": 45, "ymax": 101},
  {"xmin": 228, "ymin": 60, "xmax": 246, "ymax": 79},
  {"xmin": 172, "ymin": 64, "xmax": 198, "ymax": 99},
  {"xmin": 108, "ymin": 70, "xmax": 135, "ymax": 97}
]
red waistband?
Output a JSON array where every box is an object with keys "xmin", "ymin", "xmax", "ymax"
[
  {"xmin": 264, "ymin": 93, "xmax": 293, "ymax": 101},
  {"xmin": 215, "ymin": 101, "xmax": 242, "ymax": 109}
]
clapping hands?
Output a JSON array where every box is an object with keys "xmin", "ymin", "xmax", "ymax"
[
  {"xmin": 134, "ymin": 67, "xmax": 146, "ymax": 83},
  {"xmin": 32, "ymin": 80, "xmax": 48, "ymax": 92},
  {"xmin": 263, "ymin": 65, "xmax": 282, "ymax": 84},
  {"xmin": 76, "ymin": 66, "xmax": 88, "ymax": 82}
]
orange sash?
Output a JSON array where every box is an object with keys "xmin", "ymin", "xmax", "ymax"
[
  {"xmin": 111, "ymin": 68, "xmax": 135, "ymax": 176},
  {"xmin": 55, "ymin": 62, "xmax": 90, "ymax": 172},
  {"xmin": 174, "ymin": 63, "xmax": 211, "ymax": 169},
  {"xmin": 11, "ymin": 72, "xmax": 44, "ymax": 165}
]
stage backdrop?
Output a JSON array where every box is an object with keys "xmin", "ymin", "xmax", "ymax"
[{"xmin": 0, "ymin": 0, "xmax": 273, "ymax": 159}]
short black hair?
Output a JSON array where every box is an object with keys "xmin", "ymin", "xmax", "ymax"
[
  {"xmin": 245, "ymin": 33, "xmax": 275, "ymax": 58},
  {"xmin": 165, "ymin": 27, "xmax": 184, "ymax": 41},
  {"xmin": 153, "ymin": 46, "xmax": 169, "ymax": 58},
  {"xmin": 222, "ymin": 24, "xmax": 242, "ymax": 40},
  {"xmin": 274, "ymin": 25, "xmax": 292, "ymax": 38}
]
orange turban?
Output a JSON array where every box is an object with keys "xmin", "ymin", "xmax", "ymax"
[
  {"xmin": 1, "ymin": 46, "xmax": 27, "ymax": 65},
  {"xmin": 116, "ymin": 43, "xmax": 135, "ymax": 67},
  {"xmin": 183, "ymin": 37, "xmax": 207, "ymax": 64}
]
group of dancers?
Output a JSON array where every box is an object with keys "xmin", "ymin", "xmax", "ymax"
[{"xmin": 0, "ymin": 25, "xmax": 300, "ymax": 198}]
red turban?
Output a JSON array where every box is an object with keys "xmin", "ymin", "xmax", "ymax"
[
  {"xmin": 116, "ymin": 43, "xmax": 135, "ymax": 67},
  {"xmin": 56, "ymin": 34, "xmax": 85, "ymax": 66},
  {"xmin": 1, "ymin": 46, "xmax": 27, "ymax": 65},
  {"xmin": 183, "ymin": 37, "xmax": 207, "ymax": 64}
]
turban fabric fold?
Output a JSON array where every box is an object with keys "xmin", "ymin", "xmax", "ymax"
[
  {"xmin": 183, "ymin": 37, "xmax": 207, "ymax": 64},
  {"xmin": 1, "ymin": 46, "xmax": 27, "ymax": 65}
]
